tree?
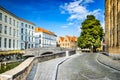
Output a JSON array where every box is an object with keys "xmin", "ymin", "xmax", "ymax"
[{"xmin": 77, "ymin": 15, "xmax": 104, "ymax": 52}]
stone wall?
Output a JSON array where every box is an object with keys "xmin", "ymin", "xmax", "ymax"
[
  {"xmin": 109, "ymin": 48, "xmax": 120, "ymax": 54},
  {"xmin": 0, "ymin": 50, "xmax": 76, "ymax": 80},
  {"xmin": 37, "ymin": 52, "xmax": 66, "ymax": 62},
  {"xmin": 0, "ymin": 57, "xmax": 37, "ymax": 80},
  {"xmin": 97, "ymin": 53, "xmax": 120, "ymax": 71}
]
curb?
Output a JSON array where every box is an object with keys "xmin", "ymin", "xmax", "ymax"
[
  {"xmin": 52, "ymin": 57, "xmax": 69, "ymax": 80},
  {"xmin": 97, "ymin": 54, "xmax": 120, "ymax": 71}
]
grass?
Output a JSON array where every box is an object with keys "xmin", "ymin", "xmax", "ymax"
[{"xmin": 0, "ymin": 61, "xmax": 22, "ymax": 74}]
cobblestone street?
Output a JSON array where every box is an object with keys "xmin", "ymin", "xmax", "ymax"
[{"xmin": 57, "ymin": 53, "xmax": 120, "ymax": 80}]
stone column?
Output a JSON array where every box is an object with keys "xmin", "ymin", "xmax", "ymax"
[
  {"xmin": 114, "ymin": 0, "xmax": 118, "ymax": 47},
  {"xmin": 118, "ymin": 0, "xmax": 120, "ymax": 48},
  {"xmin": 105, "ymin": 0, "xmax": 111, "ymax": 52}
]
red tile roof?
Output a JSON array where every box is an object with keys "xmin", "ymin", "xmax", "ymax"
[
  {"xmin": 58, "ymin": 36, "xmax": 77, "ymax": 42},
  {"xmin": 35, "ymin": 27, "xmax": 56, "ymax": 36}
]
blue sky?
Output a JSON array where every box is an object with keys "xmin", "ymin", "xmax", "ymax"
[{"xmin": 0, "ymin": 0, "xmax": 104, "ymax": 37}]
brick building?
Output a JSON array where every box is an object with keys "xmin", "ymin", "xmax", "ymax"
[{"xmin": 57, "ymin": 36, "xmax": 77, "ymax": 49}]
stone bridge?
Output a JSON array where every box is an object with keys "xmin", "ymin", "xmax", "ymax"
[{"xmin": 24, "ymin": 47, "xmax": 71, "ymax": 57}]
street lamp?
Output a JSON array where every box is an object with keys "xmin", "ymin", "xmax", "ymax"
[
  {"xmin": 91, "ymin": 45, "xmax": 93, "ymax": 53},
  {"xmin": 24, "ymin": 41, "xmax": 28, "ymax": 54},
  {"xmin": 25, "ymin": 41, "xmax": 28, "ymax": 49}
]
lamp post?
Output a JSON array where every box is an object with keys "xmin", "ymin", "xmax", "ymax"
[
  {"xmin": 91, "ymin": 45, "xmax": 93, "ymax": 53},
  {"xmin": 25, "ymin": 41, "xmax": 28, "ymax": 49},
  {"xmin": 25, "ymin": 41, "xmax": 28, "ymax": 54}
]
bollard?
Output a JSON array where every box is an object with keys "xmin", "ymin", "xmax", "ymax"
[{"xmin": 66, "ymin": 51, "xmax": 69, "ymax": 57}]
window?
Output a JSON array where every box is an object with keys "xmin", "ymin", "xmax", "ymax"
[
  {"xmin": 0, "ymin": 37, "xmax": 1, "ymax": 48},
  {"xmin": 21, "ymin": 23, "xmax": 23, "ymax": 26},
  {"xmin": 9, "ymin": 18, "xmax": 11, "ymax": 24},
  {"xmin": 13, "ymin": 20, "xmax": 15, "ymax": 26},
  {"xmin": 29, "ymin": 25, "xmax": 30, "ymax": 28},
  {"xmin": 25, "ymin": 29, "xmax": 27, "ymax": 34},
  {"xmin": 25, "ymin": 24, "xmax": 27, "ymax": 27},
  {"xmin": 29, "ymin": 37, "xmax": 30, "ymax": 41},
  {"xmin": 25, "ymin": 36, "xmax": 27, "ymax": 41},
  {"xmin": 17, "ymin": 40, "xmax": 18, "ymax": 48},
  {"xmin": 5, "ymin": 15, "xmax": 7, "ymax": 23},
  {"xmin": 17, "ymin": 21, "xmax": 19, "ymax": 27},
  {"xmin": 32, "ymin": 37, "xmax": 33, "ymax": 42},
  {"xmin": 0, "ymin": 13, "xmax": 2, "ymax": 20},
  {"xmin": 31, "ymin": 44, "xmax": 33, "ymax": 48},
  {"xmin": 17, "ymin": 30, "xmax": 19, "ymax": 37},
  {"xmin": 29, "ymin": 30, "xmax": 30, "ymax": 35},
  {"xmin": 0, "ymin": 24, "xmax": 2, "ymax": 33},
  {"xmin": 4, "ymin": 26, "xmax": 7, "ymax": 34},
  {"xmin": 21, "ymin": 43, "xmax": 23, "ymax": 49},
  {"xmin": 13, "ymin": 40, "xmax": 15, "ymax": 48},
  {"xmin": 32, "ymin": 26, "xmax": 34, "ymax": 29},
  {"xmin": 39, "ymin": 34, "xmax": 41, "ymax": 38},
  {"xmin": 4, "ymin": 38, "xmax": 7, "ymax": 48},
  {"xmin": 28, "ymin": 44, "xmax": 30, "ymax": 48},
  {"xmin": 39, "ymin": 40, "xmax": 41, "ymax": 44},
  {"xmin": 13, "ymin": 29, "xmax": 15, "ymax": 36},
  {"xmin": 9, "ymin": 39, "xmax": 11, "ymax": 48},
  {"xmin": 21, "ymin": 35, "xmax": 23, "ymax": 40},
  {"xmin": 9, "ymin": 27, "xmax": 11, "ymax": 35},
  {"xmin": 21, "ymin": 28, "xmax": 24, "ymax": 33},
  {"xmin": 32, "ymin": 31, "xmax": 33, "ymax": 36}
]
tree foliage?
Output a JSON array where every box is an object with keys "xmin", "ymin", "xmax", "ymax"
[{"xmin": 77, "ymin": 15, "xmax": 104, "ymax": 51}]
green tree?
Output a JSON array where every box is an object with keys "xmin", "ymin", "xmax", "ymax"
[{"xmin": 77, "ymin": 15, "xmax": 104, "ymax": 52}]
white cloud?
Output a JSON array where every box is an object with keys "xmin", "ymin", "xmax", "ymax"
[
  {"xmin": 83, "ymin": 0, "xmax": 94, "ymax": 4},
  {"xmin": 60, "ymin": 0, "xmax": 104, "ymax": 34},
  {"xmin": 61, "ymin": 22, "xmax": 74, "ymax": 29},
  {"xmin": 60, "ymin": 0, "xmax": 102, "ymax": 21},
  {"xmin": 62, "ymin": 26, "xmax": 68, "ymax": 28},
  {"xmin": 68, "ymin": 22, "xmax": 74, "ymax": 25}
]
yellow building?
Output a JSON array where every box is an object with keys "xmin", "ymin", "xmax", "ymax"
[
  {"xmin": 57, "ymin": 36, "xmax": 77, "ymax": 49},
  {"xmin": 105, "ymin": 0, "xmax": 120, "ymax": 54}
]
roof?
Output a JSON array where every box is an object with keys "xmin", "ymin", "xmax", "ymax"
[
  {"xmin": 35, "ymin": 27, "xmax": 57, "ymax": 36},
  {"xmin": 71, "ymin": 36, "xmax": 77, "ymax": 42},
  {"xmin": 0, "ymin": 6, "xmax": 35, "ymax": 25},
  {"xmin": 58, "ymin": 35, "xmax": 77, "ymax": 42},
  {"xmin": 19, "ymin": 18, "xmax": 35, "ymax": 25},
  {"xmin": 0, "ymin": 6, "xmax": 18, "ymax": 19},
  {"xmin": 59, "ymin": 37, "xmax": 64, "ymax": 41}
]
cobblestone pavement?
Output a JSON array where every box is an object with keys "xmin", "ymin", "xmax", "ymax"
[
  {"xmin": 57, "ymin": 53, "xmax": 120, "ymax": 80},
  {"xmin": 33, "ymin": 57, "xmax": 67, "ymax": 80}
]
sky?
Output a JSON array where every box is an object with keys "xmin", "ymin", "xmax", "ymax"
[{"xmin": 0, "ymin": 0, "xmax": 104, "ymax": 37}]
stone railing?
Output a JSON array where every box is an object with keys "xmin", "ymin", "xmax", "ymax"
[
  {"xmin": 0, "ymin": 57, "xmax": 37, "ymax": 80},
  {"xmin": 0, "ymin": 50, "xmax": 76, "ymax": 80}
]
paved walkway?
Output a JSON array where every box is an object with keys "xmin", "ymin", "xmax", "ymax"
[{"xmin": 33, "ymin": 57, "xmax": 67, "ymax": 80}]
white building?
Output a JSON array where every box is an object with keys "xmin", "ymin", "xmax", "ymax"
[
  {"xmin": 0, "ymin": 6, "xmax": 36, "ymax": 50},
  {"xmin": 35, "ymin": 27, "xmax": 57, "ymax": 48},
  {"xmin": 0, "ymin": 6, "xmax": 19, "ymax": 50},
  {"xmin": 19, "ymin": 18, "xmax": 36, "ymax": 50},
  {"xmin": 0, "ymin": 6, "xmax": 57, "ymax": 51}
]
